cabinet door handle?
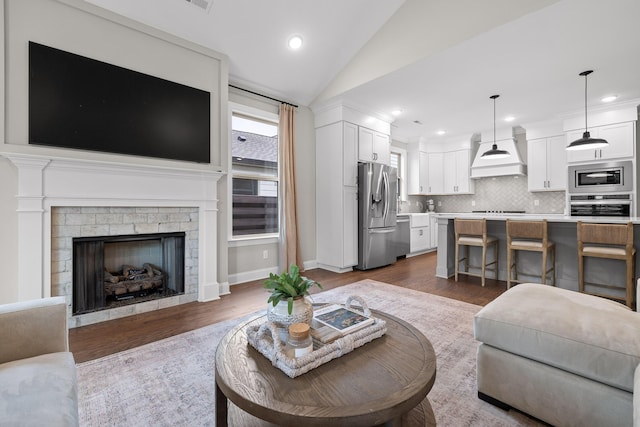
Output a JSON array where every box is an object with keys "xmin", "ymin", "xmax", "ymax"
[
  {"xmin": 419, "ymin": 230, "xmax": 423, "ymax": 236},
  {"xmin": 373, "ymin": 153, "xmax": 378, "ymax": 161},
  {"xmin": 429, "ymin": 186, "xmax": 431, "ymax": 193},
  {"xmin": 420, "ymin": 185, "xmax": 423, "ymax": 192}
]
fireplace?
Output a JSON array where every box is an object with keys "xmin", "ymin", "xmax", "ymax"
[
  {"xmin": 5, "ymin": 153, "xmax": 226, "ymax": 328},
  {"xmin": 73, "ymin": 232, "xmax": 186, "ymax": 315}
]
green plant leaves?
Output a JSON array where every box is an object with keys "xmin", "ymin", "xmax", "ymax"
[{"xmin": 262, "ymin": 263, "xmax": 322, "ymax": 314}]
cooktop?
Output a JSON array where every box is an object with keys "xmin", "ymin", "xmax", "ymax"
[{"xmin": 472, "ymin": 210, "xmax": 526, "ymax": 214}]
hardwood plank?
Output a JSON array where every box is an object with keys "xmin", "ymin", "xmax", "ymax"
[{"xmin": 69, "ymin": 252, "xmax": 506, "ymax": 363}]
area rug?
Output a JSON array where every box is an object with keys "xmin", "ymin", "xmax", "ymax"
[{"xmin": 77, "ymin": 279, "xmax": 542, "ymax": 426}]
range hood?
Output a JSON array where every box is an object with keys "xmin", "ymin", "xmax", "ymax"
[{"xmin": 470, "ymin": 132, "xmax": 527, "ymax": 178}]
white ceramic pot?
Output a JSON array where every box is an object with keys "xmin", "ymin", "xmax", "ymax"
[{"xmin": 267, "ymin": 296, "xmax": 313, "ymax": 342}]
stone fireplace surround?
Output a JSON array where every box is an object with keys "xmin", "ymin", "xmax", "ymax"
[{"xmin": 5, "ymin": 153, "xmax": 225, "ymax": 327}]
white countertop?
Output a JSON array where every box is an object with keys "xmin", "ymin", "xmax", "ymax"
[{"xmin": 433, "ymin": 212, "xmax": 640, "ymax": 224}]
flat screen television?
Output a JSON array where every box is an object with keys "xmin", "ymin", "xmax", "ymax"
[{"xmin": 28, "ymin": 41, "xmax": 211, "ymax": 163}]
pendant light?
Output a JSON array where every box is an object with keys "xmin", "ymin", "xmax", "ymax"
[
  {"xmin": 481, "ymin": 95, "xmax": 510, "ymax": 159},
  {"xmin": 566, "ymin": 70, "xmax": 608, "ymax": 151}
]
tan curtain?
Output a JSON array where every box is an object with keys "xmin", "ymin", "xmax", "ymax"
[{"xmin": 278, "ymin": 104, "xmax": 303, "ymax": 271}]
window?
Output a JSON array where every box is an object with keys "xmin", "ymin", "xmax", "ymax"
[
  {"xmin": 231, "ymin": 112, "xmax": 279, "ymax": 237},
  {"xmin": 390, "ymin": 152, "xmax": 401, "ymax": 193},
  {"xmin": 390, "ymin": 148, "xmax": 407, "ymax": 201}
]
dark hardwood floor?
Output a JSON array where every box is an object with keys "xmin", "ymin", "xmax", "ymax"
[{"xmin": 69, "ymin": 252, "xmax": 506, "ymax": 363}]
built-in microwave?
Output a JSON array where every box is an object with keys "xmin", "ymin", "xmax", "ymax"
[{"xmin": 568, "ymin": 160, "xmax": 634, "ymax": 194}]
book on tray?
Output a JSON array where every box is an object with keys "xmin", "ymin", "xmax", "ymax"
[{"xmin": 310, "ymin": 304, "xmax": 375, "ymax": 344}]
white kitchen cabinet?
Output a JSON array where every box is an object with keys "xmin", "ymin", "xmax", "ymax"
[
  {"xmin": 409, "ymin": 214, "xmax": 430, "ymax": 253},
  {"xmin": 342, "ymin": 122, "xmax": 358, "ymax": 186},
  {"xmin": 410, "ymin": 227, "xmax": 430, "ymax": 253},
  {"xmin": 443, "ymin": 149, "xmax": 472, "ymax": 194},
  {"xmin": 407, "ymin": 146, "xmax": 428, "ymax": 195},
  {"xmin": 566, "ymin": 121, "xmax": 635, "ymax": 163},
  {"xmin": 427, "ymin": 152, "xmax": 444, "ymax": 194},
  {"xmin": 528, "ymin": 135, "xmax": 567, "ymax": 191},
  {"xmin": 358, "ymin": 126, "xmax": 390, "ymax": 164},
  {"xmin": 315, "ymin": 121, "xmax": 359, "ymax": 271}
]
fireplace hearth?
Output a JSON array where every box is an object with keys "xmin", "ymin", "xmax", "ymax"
[{"xmin": 73, "ymin": 232, "xmax": 185, "ymax": 315}]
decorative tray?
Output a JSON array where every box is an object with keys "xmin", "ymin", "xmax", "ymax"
[{"xmin": 246, "ymin": 296, "xmax": 387, "ymax": 378}]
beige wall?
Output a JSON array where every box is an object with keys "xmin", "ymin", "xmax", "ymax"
[
  {"xmin": 227, "ymin": 89, "xmax": 316, "ymax": 283},
  {"xmin": 0, "ymin": 0, "xmax": 228, "ymax": 303}
]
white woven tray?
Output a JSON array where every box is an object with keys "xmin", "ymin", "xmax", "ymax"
[{"xmin": 246, "ymin": 296, "xmax": 387, "ymax": 378}]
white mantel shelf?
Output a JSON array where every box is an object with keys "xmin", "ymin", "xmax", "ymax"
[{"xmin": 3, "ymin": 152, "xmax": 227, "ymax": 313}]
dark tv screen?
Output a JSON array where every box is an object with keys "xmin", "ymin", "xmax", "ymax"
[{"xmin": 28, "ymin": 41, "xmax": 211, "ymax": 163}]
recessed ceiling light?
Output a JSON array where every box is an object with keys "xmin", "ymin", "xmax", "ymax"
[
  {"xmin": 504, "ymin": 116, "xmax": 515, "ymax": 122},
  {"xmin": 391, "ymin": 109, "xmax": 403, "ymax": 116},
  {"xmin": 288, "ymin": 35, "xmax": 303, "ymax": 50},
  {"xmin": 436, "ymin": 130, "xmax": 446, "ymax": 135},
  {"xmin": 601, "ymin": 95, "xmax": 618, "ymax": 103}
]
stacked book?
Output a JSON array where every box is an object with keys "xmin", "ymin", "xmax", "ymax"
[{"xmin": 310, "ymin": 304, "xmax": 375, "ymax": 345}]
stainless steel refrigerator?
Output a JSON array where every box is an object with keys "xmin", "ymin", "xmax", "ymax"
[{"xmin": 356, "ymin": 162, "xmax": 398, "ymax": 270}]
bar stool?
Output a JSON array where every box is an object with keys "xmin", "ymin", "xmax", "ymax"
[
  {"xmin": 454, "ymin": 218, "xmax": 498, "ymax": 287},
  {"xmin": 506, "ymin": 219, "xmax": 556, "ymax": 289},
  {"xmin": 577, "ymin": 221, "xmax": 635, "ymax": 308}
]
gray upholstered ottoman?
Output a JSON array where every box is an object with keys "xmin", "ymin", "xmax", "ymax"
[{"xmin": 474, "ymin": 283, "xmax": 640, "ymax": 427}]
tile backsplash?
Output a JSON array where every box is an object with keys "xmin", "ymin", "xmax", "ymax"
[{"xmin": 400, "ymin": 175, "xmax": 566, "ymax": 214}]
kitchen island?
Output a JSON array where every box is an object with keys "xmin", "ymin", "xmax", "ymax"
[{"xmin": 435, "ymin": 213, "xmax": 640, "ymax": 301}]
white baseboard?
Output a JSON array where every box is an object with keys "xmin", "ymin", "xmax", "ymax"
[
  {"xmin": 229, "ymin": 266, "xmax": 279, "ymax": 285},
  {"xmin": 228, "ymin": 260, "xmax": 318, "ymax": 285}
]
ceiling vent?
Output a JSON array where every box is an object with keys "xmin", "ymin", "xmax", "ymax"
[{"xmin": 184, "ymin": 0, "xmax": 213, "ymax": 13}]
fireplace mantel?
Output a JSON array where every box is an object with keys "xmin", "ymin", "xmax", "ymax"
[{"xmin": 4, "ymin": 152, "xmax": 226, "ymax": 307}]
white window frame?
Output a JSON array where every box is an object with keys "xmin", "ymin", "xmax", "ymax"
[
  {"xmin": 228, "ymin": 102, "xmax": 280, "ymax": 245},
  {"xmin": 390, "ymin": 146, "xmax": 408, "ymax": 201}
]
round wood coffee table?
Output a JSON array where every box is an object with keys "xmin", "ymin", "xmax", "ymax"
[{"xmin": 215, "ymin": 309, "xmax": 437, "ymax": 426}]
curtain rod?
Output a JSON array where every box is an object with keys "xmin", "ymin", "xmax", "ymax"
[{"xmin": 229, "ymin": 84, "xmax": 298, "ymax": 108}]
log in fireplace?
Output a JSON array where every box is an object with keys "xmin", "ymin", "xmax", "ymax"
[{"xmin": 72, "ymin": 232, "xmax": 185, "ymax": 315}]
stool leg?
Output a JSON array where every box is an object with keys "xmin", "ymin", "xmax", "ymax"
[
  {"xmin": 480, "ymin": 244, "xmax": 485, "ymax": 287},
  {"xmin": 454, "ymin": 241, "xmax": 460, "ymax": 282},
  {"xmin": 578, "ymin": 254, "xmax": 585, "ymax": 294},
  {"xmin": 513, "ymin": 249, "xmax": 518, "ymax": 284},
  {"xmin": 506, "ymin": 247, "xmax": 512, "ymax": 289},
  {"xmin": 494, "ymin": 241, "xmax": 499, "ymax": 282},
  {"xmin": 551, "ymin": 246, "xmax": 556, "ymax": 286},
  {"xmin": 541, "ymin": 248, "xmax": 548, "ymax": 286},
  {"xmin": 626, "ymin": 255, "xmax": 633, "ymax": 308}
]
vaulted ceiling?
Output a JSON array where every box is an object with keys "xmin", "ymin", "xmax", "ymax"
[{"xmin": 86, "ymin": 0, "xmax": 640, "ymax": 142}]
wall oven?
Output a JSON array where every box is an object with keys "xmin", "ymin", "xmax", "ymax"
[
  {"xmin": 569, "ymin": 194, "xmax": 633, "ymax": 217},
  {"xmin": 568, "ymin": 160, "xmax": 633, "ymax": 194}
]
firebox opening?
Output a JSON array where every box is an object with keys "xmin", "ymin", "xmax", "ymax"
[{"xmin": 72, "ymin": 232, "xmax": 186, "ymax": 315}]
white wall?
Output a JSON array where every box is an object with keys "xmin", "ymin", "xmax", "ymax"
[
  {"xmin": 0, "ymin": 157, "xmax": 18, "ymax": 303},
  {"xmin": 0, "ymin": 0, "xmax": 228, "ymax": 303}
]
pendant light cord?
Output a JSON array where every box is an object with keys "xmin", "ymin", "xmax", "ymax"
[
  {"xmin": 579, "ymin": 70, "xmax": 593, "ymax": 133},
  {"xmin": 584, "ymin": 72, "xmax": 588, "ymax": 132},
  {"xmin": 493, "ymin": 96, "xmax": 496, "ymax": 145},
  {"xmin": 490, "ymin": 94, "xmax": 499, "ymax": 147}
]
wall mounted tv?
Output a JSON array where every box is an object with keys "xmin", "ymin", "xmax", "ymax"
[{"xmin": 29, "ymin": 41, "xmax": 211, "ymax": 163}]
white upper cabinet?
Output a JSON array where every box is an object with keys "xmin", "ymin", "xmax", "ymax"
[
  {"xmin": 408, "ymin": 143, "xmax": 472, "ymax": 195},
  {"xmin": 427, "ymin": 152, "xmax": 444, "ymax": 194},
  {"xmin": 566, "ymin": 121, "xmax": 635, "ymax": 163},
  {"xmin": 443, "ymin": 149, "xmax": 472, "ymax": 194},
  {"xmin": 358, "ymin": 126, "xmax": 390, "ymax": 164},
  {"xmin": 528, "ymin": 135, "xmax": 567, "ymax": 191},
  {"xmin": 342, "ymin": 122, "xmax": 358, "ymax": 187},
  {"xmin": 407, "ymin": 145, "xmax": 427, "ymax": 195}
]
